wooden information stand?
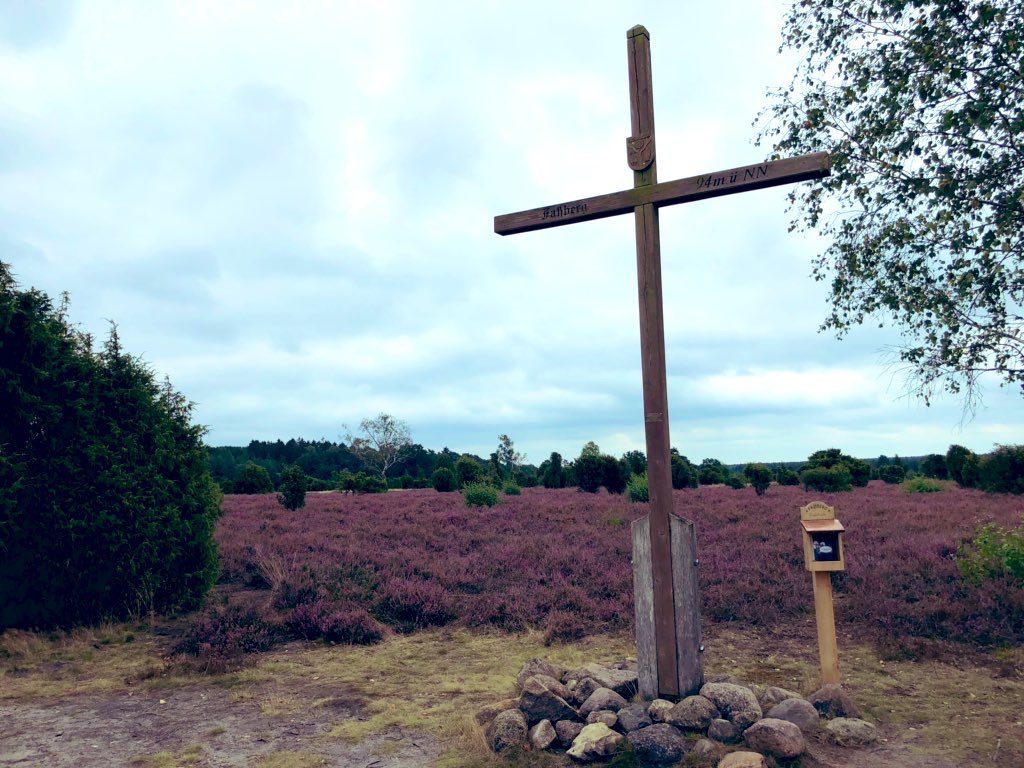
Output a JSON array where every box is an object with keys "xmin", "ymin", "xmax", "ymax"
[
  {"xmin": 800, "ymin": 501, "xmax": 846, "ymax": 686},
  {"xmin": 494, "ymin": 25, "xmax": 831, "ymax": 699}
]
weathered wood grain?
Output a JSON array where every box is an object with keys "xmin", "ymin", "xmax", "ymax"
[
  {"xmin": 631, "ymin": 514, "xmax": 658, "ymax": 700},
  {"xmin": 493, "ymin": 152, "xmax": 830, "ymax": 235},
  {"xmin": 670, "ymin": 514, "xmax": 703, "ymax": 696},
  {"xmin": 812, "ymin": 571, "xmax": 841, "ymax": 685},
  {"xmin": 633, "ymin": 512, "xmax": 704, "ymax": 699}
]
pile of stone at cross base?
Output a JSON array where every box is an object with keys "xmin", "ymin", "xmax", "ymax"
[{"xmin": 478, "ymin": 658, "xmax": 880, "ymax": 766}]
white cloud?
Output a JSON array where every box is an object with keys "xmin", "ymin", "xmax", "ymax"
[{"xmin": 1, "ymin": 0, "xmax": 1019, "ymax": 464}]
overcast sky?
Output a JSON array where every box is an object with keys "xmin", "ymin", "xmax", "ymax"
[{"xmin": 2, "ymin": 1, "xmax": 1020, "ymax": 464}]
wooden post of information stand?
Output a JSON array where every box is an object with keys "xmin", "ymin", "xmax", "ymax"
[
  {"xmin": 494, "ymin": 25, "xmax": 831, "ymax": 699},
  {"xmin": 800, "ymin": 501, "xmax": 846, "ymax": 686}
]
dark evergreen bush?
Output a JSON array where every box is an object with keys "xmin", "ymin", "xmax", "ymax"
[
  {"xmin": 277, "ymin": 464, "xmax": 307, "ymax": 510},
  {"xmin": 233, "ymin": 461, "xmax": 273, "ymax": 493},
  {"xmin": 670, "ymin": 453, "xmax": 699, "ymax": 489},
  {"xmin": 744, "ymin": 463, "xmax": 773, "ymax": 496},
  {"xmin": 979, "ymin": 445, "xmax": 1024, "ymax": 494},
  {"xmin": 454, "ymin": 455, "xmax": 483, "ymax": 486},
  {"xmin": 800, "ymin": 465, "xmax": 853, "ymax": 492},
  {"xmin": 777, "ymin": 469, "xmax": 800, "ymax": 486},
  {"xmin": 0, "ymin": 264, "xmax": 221, "ymax": 629},
  {"xmin": 432, "ymin": 467, "xmax": 458, "ymax": 492},
  {"xmin": 878, "ymin": 463, "xmax": 907, "ymax": 484}
]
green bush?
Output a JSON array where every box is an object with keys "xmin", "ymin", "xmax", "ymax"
[
  {"xmin": 502, "ymin": 481, "xmax": 521, "ymax": 496},
  {"xmin": 454, "ymin": 456, "xmax": 484, "ymax": 487},
  {"xmin": 846, "ymin": 458, "xmax": 872, "ymax": 487},
  {"xmin": 777, "ymin": 468, "xmax": 800, "ymax": 486},
  {"xmin": 233, "ymin": 462, "xmax": 273, "ymax": 494},
  {"xmin": 540, "ymin": 452, "xmax": 567, "ymax": 488},
  {"xmin": 698, "ymin": 458, "xmax": 728, "ymax": 485},
  {"xmin": 337, "ymin": 470, "xmax": 387, "ymax": 493},
  {"xmin": 463, "ymin": 483, "xmax": 499, "ymax": 508},
  {"xmin": 277, "ymin": 464, "xmax": 307, "ymax": 510},
  {"xmin": 800, "ymin": 465, "xmax": 853, "ymax": 492},
  {"xmin": 432, "ymin": 467, "xmax": 458, "ymax": 492},
  {"xmin": 627, "ymin": 473, "xmax": 649, "ymax": 503},
  {"xmin": 878, "ymin": 463, "xmax": 907, "ymax": 484},
  {"xmin": 670, "ymin": 454, "xmax": 698, "ymax": 489},
  {"xmin": 724, "ymin": 474, "xmax": 746, "ymax": 489},
  {"xmin": 575, "ymin": 452, "xmax": 604, "ymax": 492},
  {"xmin": 0, "ymin": 264, "xmax": 221, "ymax": 629},
  {"xmin": 743, "ymin": 463, "xmax": 773, "ymax": 496},
  {"xmin": 902, "ymin": 476, "xmax": 946, "ymax": 493},
  {"xmin": 957, "ymin": 519, "xmax": 1024, "ymax": 586},
  {"xmin": 979, "ymin": 444, "xmax": 1024, "ymax": 494},
  {"xmin": 355, "ymin": 473, "xmax": 388, "ymax": 494},
  {"xmin": 947, "ymin": 444, "xmax": 981, "ymax": 487}
]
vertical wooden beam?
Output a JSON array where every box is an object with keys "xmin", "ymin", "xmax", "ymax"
[
  {"xmin": 670, "ymin": 515, "xmax": 702, "ymax": 694},
  {"xmin": 628, "ymin": 24, "xmax": 681, "ymax": 698},
  {"xmin": 631, "ymin": 515, "xmax": 658, "ymax": 699},
  {"xmin": 812, "ymin": 571, "xmax": 841, "ymax": 685}
]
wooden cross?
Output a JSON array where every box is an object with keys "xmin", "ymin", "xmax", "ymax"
[{"xmin": 494, "ymin": 25, "xmax": 830, "ymax": 698}]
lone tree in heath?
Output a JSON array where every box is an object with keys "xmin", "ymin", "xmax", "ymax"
[
  {"xmin": 344, "ymin": 413, "xmax": 412, "ymax": 481},
  {"xmin": 760, "ymin": 0, "xmax": 1024, "ymax": 404}
]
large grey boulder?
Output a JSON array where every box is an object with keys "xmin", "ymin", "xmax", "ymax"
[
  {"xmin": 567, "ymin": 723, "xmax": 623, "ymax": 761},
  {"xmin": 708, "ymin": 718, "xmax": 739, "ymax": 743},
  {"xmin": 757, "ymin": 685, "xmax": 804, "ymax": 711},
  {"xmin": 616, "ymin": 703, "xmax": 652, "ymax": 732},
  {"xmin": 555, "ymin": 720, "xmax": 584, "ymax": 747},
  {"xmin": 823, "ymin": 717, "xmax": 880, "ymax": 747},
  {"xmin": 524, "ymin": 673, "xmax": 571, "ymax": 701},
  {"xmin": 519, "ymin": 675, "xmax": 578, "ymax": 724},
  {"xmin": 474, "ymin": 697, "xmax": 519, "ymax": 726},
  {"xmin": 766, "ymin": 697, "xmax": 820, "ymax": 733},
  {"xmin": 578, "ymin": 687, "xmax": 629, "ymax": 718},
  {"xmin": 665, "ymin": 695, "xmax": 720, "ymax": 731},
  {"xmin": 700, "ymin": 682, "xmax": 762, "ymax": 730},
  {"xmin": 585, "ymin": 710, "xmax": 618, "ymax": 728},
  {"xmin": 485, "ymin": 709, "xmax": 528, "ymax": 753},
  {"xmin": 516, "ymin": 658, "xmax": 566, "ymax": 689},
  {"xmin": 691, "ymin": 738, "xmax": 717, "ymax": 757},
  {"xmin": 528, "ymin": 719, "xmax": 557, "ymax": 750},
  {"xmin": 569, "ymin": 677, "xmax": 604, "ymax": 706},
  {"xmin": 564, "ymin": 663, "xmax": 639, "ymax": 698},
  {"xmin": 626, "ymin": 723, "xmax": 689, "ymax": 765},
  {"xmin": 742, "ymin": 718, "xmax": 806, "ymax": 759},
  {"xmin": 646, "ymin": 698, "xmax": 674, "ymax": 723},
  {"xmin": 808, "ymin": 684, "xmax": 863, "ymax": 719}
]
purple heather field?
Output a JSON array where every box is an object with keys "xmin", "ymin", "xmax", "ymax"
[{"xmin": 185, "ymin": 483, "xmax": 1024, "ymax": 663}]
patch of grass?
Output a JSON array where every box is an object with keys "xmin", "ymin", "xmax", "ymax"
[
  {"xmin": 230, "ymin": 627, "xmax": 635, "ymax": 767},
  {"xmin": 205, "ymin": 725, "xmax": 227, "ymax": 737},
  {"xmin": 0, "ymin": 622, "xmax": 178, "ymax": 700},
  {"xmin": 254, "ymin": 753, "xmax": 330, "ymax": 768},
  {"xmin": 702, "ymin": 623, "xmax": 1024, "ymax": 765},
  {"xmin": 130, "ymin": 743, "xmax": 205, "ymax": 766}
]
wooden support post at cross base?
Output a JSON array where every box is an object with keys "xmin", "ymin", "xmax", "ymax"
[{"xmin": 494, "ymin": 25, "xmax": 830, "ymax": 699}]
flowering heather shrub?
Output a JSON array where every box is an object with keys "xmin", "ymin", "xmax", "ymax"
[
  {"xmin": 375, "ymin": 577, "xmax": 455, "ymax": 632},
  {"xmin": 287, "ymin": 600, "xmax": 383, "ymax": 644},
  {"xmin": 174, "ymin": 604, "xmax": 281, "ymax": 672},
  {"xmin": 208, "ymin": 483, "xmax": 1024, "ymax": 657}
]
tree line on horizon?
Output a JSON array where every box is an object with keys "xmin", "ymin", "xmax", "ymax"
[{"xmin": 207, "ymin": 423, "xmax": 1024, "ymax": 498}]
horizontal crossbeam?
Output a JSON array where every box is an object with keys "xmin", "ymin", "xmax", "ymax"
[{"xmin": 494, "ymin": 151, "xmax": 830, "ymax": 236}]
